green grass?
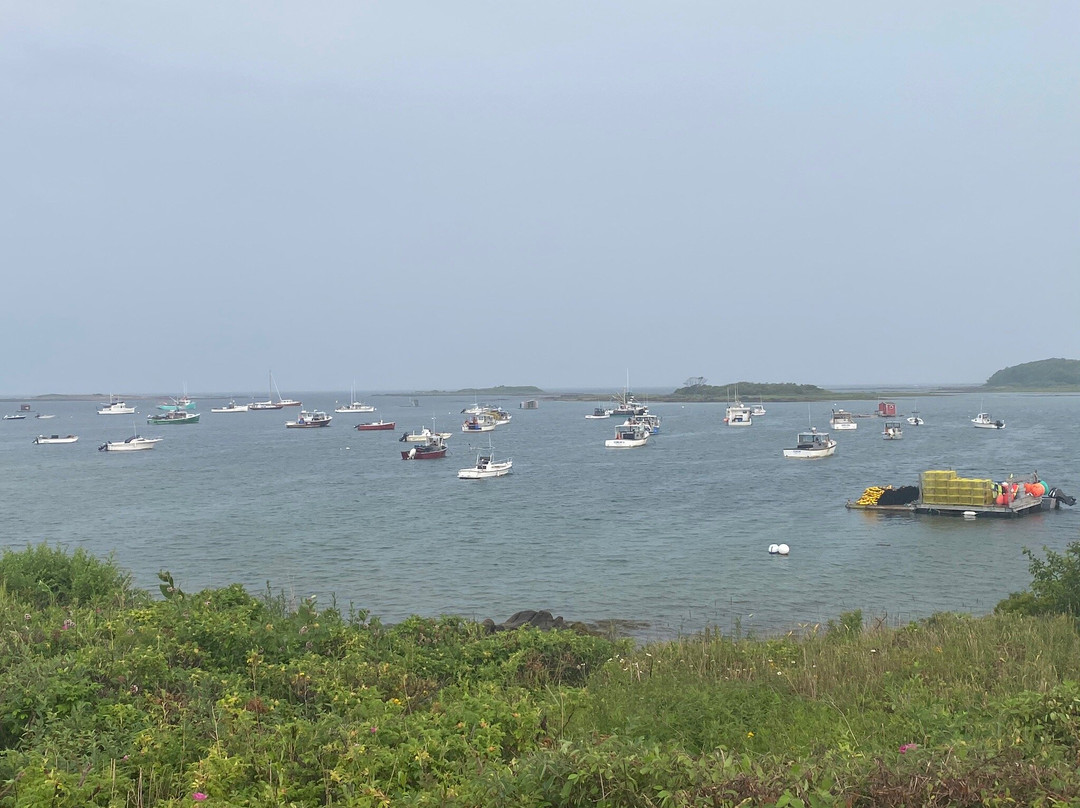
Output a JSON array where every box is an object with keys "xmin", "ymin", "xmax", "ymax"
[{"xmin": 5, "ymin": 545, "xmax": 1080, "ymax": 806}]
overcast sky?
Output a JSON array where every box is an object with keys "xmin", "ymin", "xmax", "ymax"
[{"xmin": 2, "ymin": 2, "xmax": 1076, "ymax": 396}]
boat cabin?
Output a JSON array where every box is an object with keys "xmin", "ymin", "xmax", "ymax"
[{"xmin": 795, "ymin": 431, "xmax": 832, "ymax": 449}]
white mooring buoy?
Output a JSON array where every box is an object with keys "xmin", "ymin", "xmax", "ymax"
[{"xmin": 777, "ymin": 543, "xmax": 790, "ymax": 555}]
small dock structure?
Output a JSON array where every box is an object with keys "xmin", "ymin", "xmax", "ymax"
[{"xmin": 519, "ymin": 399, "xmax": 538, "ymax": 410}]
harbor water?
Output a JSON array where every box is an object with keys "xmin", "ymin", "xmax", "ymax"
[{"xmin": 2, "ymin": 392, "xmax": 1077, "ymax": 640}]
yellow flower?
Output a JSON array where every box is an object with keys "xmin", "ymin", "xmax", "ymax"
[{"xmin": 747, "ymin": 731, "xmax": 754, "ymax": 738}]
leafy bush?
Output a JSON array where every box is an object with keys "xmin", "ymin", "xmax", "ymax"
[
  {"xmin": 0, "ymin": 543, "xmax": 143, "ymax": 609},
  {"xmin": 997, "ymin": 541, "xmax": 1080, "ymax": 616}
]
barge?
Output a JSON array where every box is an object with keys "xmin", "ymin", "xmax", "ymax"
[{"xmin": 847, "ymin": 470, "xmax": 1075, "ymax": 518}]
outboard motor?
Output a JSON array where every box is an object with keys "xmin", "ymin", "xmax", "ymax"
[{"xmin": 1048, "ymin": 487, "xmax": 1077, "ymax": 508}]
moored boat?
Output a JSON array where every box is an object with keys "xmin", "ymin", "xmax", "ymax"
[
  {"xmin": 33, "ymin": 434, "xmax": 79, "ymax": 445},
  {"xmin": 286, "ymin": 411, "xmax": 332, "ymax": 428},
  {"xmin": 335, "ymin": 384, "xmax": 376, "ymax": 413},
  {"xmin": 400, "ymin": 426, "xmax": 453, "ymax": 443},
  {"xmin": 458, "ymin": 448, "xmax": 512, "ymax": 479},
  {"xmin": 147, "ymin": 410, "xmax": 201, "ymax": 425},
  {"xmin": 829, "ymin": 409, "xmax": 857, "ymax": 430},
  {"xmin": 585, "ymin": 406, "xmax": 613, "ymax": 419},
  {"xmin": 725, "ymin": 403, "xmax": 753, "ymax": 426},
  {"xmin": 462, "ymin": 414, "xmax": 497, "ymax": 433},
  {"xmin": 3, "ymin": 414, "xmax": 26, "ymax": 420},
  {"xmin": 972, "ymin": 412, "xmax": 1005, "ymax": 429},
  {"xmin": 882, "ymin": 421, "xmax": 903, "ymax": 440},
  {"xmin": 157, "ymin": 395, "xmax": 196, "ymax": 412},
  {"xmin": 605, "ymin": 421, "xmax": 649, "ymax": 448},
  {"xmin": 783, "ymin": 428, "xmax": 837, "ymax": 459},
  {"xmin": 98, "ymin": 435, "xmax": 162, "ymax": 452},
  {"xmin": 356, "ymin": 420, "xmax": 396, "ymax": 431},
  {"xmin": 401, "ymin": 435, "xmax": 448, "ymax": 460},
  {"xmin": 97, "ymin": 397, "xmax": 135, "ymax": 415},
  {"xmin": 211, "ymin": 401, "xmax": 249, "ymax": 413}
]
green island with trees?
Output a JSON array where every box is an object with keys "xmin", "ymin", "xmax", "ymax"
[
  {"xmin": 984, "ymin": 358, "xmax": 1080, "ymax": 391},
  {"xmin": 5, "ymin": 542, "xmax": 1080, "ymax": 806}
]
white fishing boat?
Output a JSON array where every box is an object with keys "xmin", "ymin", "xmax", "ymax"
[
  {"xmin": 585, "ymin": 406, "xmax": 613, "ymax": 419},
  {"xmin": 400, "ymin": 425, "xmax": 453, "ymax": 443},
  {"xmin": 605, "ymin": 421, "xmax": 649, "ymax": 448},
  {"xmin": 783, "ymin": 428, "xmax": 837, "ymax": 459},
  {"xmin": 285, "ymin": 410, "xmax": 332, "ymax": 428},
  {"xmin": 211, "ymin": 401, "xmax": 249, "ymax": 413},
  {"xmin": 97, "ymin": 397, "xmax": 135, "ymax": 415},
  {"xmin": 33, "ymin": 434, "xmax": 79, "ymax": 445},
  {"xmin": 829, "ymin": 409, "xmax": 857, "ymax": 430},
  {"xmin": 725, "ymin": 403, "xmax": 753, "ymax": 426},
  {"xmin": 98, "ymin": 435, "xmax": 162, "ymax": 452},
  {"xmin": 972, "ymin": 412, "xmax": 1005, "ymax": 429},
  {"xmin": 906, "ymin": 404, "xmax": 924, "ymax": 426},
  {"xmin": 462, "ymin": 413, "xmax": 497, "ymax": 433},
  {"xmin": 882, "ymin": 421, "xmax": 904, "ymax": 440},
  {"xmin": 458, "ymin": 446, "xmax": 513, "ymax": 479},
  {"xmin": 2, "ymin": 414, "xmax": 26, "ymax": 420},
  {"xmin": 751, "ymin": 398, "xmax": 767, "ymax": 417}
]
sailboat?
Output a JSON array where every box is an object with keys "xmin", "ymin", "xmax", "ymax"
[
  {"xmin": 906, "ymin": 402, "xmax": 924, "ymax": 426},
  {"xmin": 612, "ymin": 370, "xmax": 647, "ymax": 417},
  {"xmin": 250, "ymin": 371, "xmax": 299, "ymax": 410},
  {"xmin": 335, "ymin": 383, "xmax": 375, "ymax": 413}
]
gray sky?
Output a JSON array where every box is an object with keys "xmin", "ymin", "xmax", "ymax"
[{"xmin": 3, "ymin": 2, "xmax": 1077, "ymax": 395}]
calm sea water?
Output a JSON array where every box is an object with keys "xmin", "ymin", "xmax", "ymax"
[{"xmin": 2, "ymin": 393, "xmax": 1077, "ymax": 640}]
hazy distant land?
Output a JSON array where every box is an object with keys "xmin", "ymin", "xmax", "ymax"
[{"xmin": 5, "ymin": 359, "xmax": 1079, "ymax": 403}]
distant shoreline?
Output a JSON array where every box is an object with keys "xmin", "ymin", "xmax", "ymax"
[{"xmin": 4, "ymin": 385, "xmax": 1080, "ymax": 404}]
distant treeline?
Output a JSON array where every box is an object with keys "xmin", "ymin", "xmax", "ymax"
[
  {"xmin": 669, "ymin": 382, "xmax": 836, "ymax": 401},
  {"xmin": 985, "ymin": 358, "xmax": 1080, "ymax": 390}
]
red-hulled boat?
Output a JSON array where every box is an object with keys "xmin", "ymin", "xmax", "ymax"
[
  {"xmin": 401, "ymin": 437, "xmax": 448, "ymax": 460},
  {"xmin": 356, "ymin": 420, "xmax": 396, "ymax": 431}
]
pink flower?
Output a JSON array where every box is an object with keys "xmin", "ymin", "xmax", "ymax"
[
  {"xmin": 369, "ymin": 726, "xmax": 378, "ymax": 734},
  {"xmin": 899, "ymin": 743, "xmax": 919, "ymax": 754},
  {"xmin": 192, "ymin": 793, "xmax": 208, "ymax": 802}
]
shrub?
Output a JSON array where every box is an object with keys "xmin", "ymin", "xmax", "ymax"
[
  {"xmin": 0, "ymin": 543, "xmax": 142, "ymax": 609},
  {"xmin": 997, "ymin": 541, "xmax": 1080, "ymax": 616}
]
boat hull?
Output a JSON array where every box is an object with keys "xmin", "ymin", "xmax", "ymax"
[
  {"xmin": 249, "ymin": 401, "xmax": 284, "ymax": 410},
  {"xmin": 99, "ymin": 438, "xmax": 161, "ymax": 452},
  {"xmin": 458, "ymin": 463, "xmax": 512, "ymax": 479},
  {"xmin": 402, "ymin": 446, "xmax": 448, "ymax": 460},
  {"xmin": 146, "ymin": 414, "xmax": 200, "ymax": 425},
  {"xmin": 211, "ymin": 405, "xmax": 249, "ymax": 413},
  {"xmin": 356, "ymin": 421, "xmax": 396, "ymax": 431},
  {"xmin": 783, "ymin": 445, "xmax": 837, "ymax": 458},
  {"xmin": 605, "ymin": 438, "xmax": 648, "ymax": 448},
  {"xmin": 335, "ymin": 404, "xmax": 376, "ymax": 413},
  {"xmin": 34, "ymin": 435, "xmax": 78, "ymax": 444}
]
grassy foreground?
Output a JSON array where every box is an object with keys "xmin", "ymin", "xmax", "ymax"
[{"xmin": 3, "ymin": 545, "xmax": 1080, "ymax": 807}]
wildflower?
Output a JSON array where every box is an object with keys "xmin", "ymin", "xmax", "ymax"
[
  {"xmin": 24, "ymin": 614, "xmax": 30, "ymax": 621},
  {"xmin": 747, "ymin": 731, "xmax": 754, "ymax": 738},
  {"xmin": 192, "ymin": 793, "xmax": 208, "ymax": 802},
  {"xmin": 369, "ymin": 726, "xmax": 378, "ymax": 734},
  {"xmin": 899, "ymin": 743, "xmax": 919, "ymax": 754}
]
